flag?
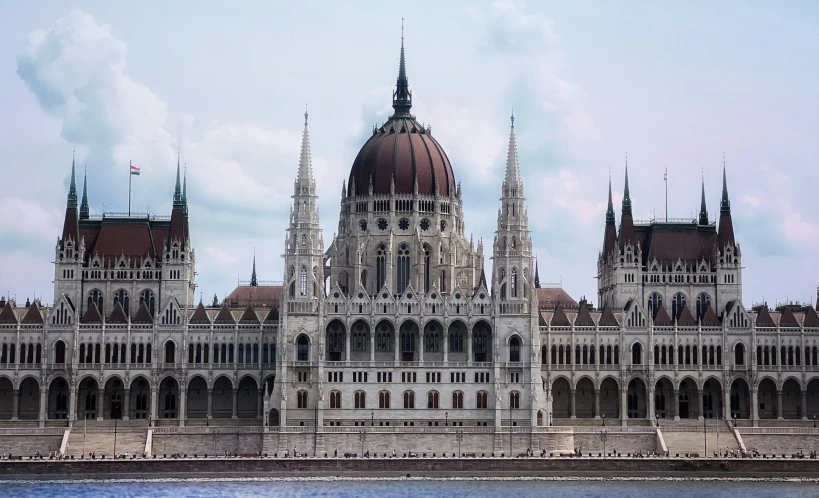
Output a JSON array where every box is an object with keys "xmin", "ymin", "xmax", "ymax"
[{"xmin": 130, "ymin": 165, "xmax": 141, "ymax": 176}]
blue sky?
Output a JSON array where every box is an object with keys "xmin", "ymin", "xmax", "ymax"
[{"xmin": 1, "ymin": 1, "xmax": 817, "ymax": 308}]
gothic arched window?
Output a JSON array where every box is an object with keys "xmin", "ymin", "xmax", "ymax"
[
  {"xmin": 376, "ymin": 245, "xmax": 386, "ymax": 290},
  {"xmin": 139, "ymin": 289, "xmax": 155, "ymax": 317},
  {"xmin": 88, "ymin": 289, "xmax": 103, "ymax": 314},
  {"xmin": 647, "ymin": 293, "xmax": 662, "ymax": 318},
  {"xmin": 423, "ymin": 246, "xmax": 431, "ymax": 293},
  {"xmin": 696, "ymin": 293, "xmax": 711, "ymax": 320},
  {"xmin": 396, "ymin": 244, "xmax": 410, "ymax": 294},
  {"xmin": 672, "ymin": 293, "xmax": 687, "ymax": 320},
  {"xmin": 511, "ymin": 268, "xmax": 518, "ymax": 298},
  {"xmin": 300, "ymin": 267, "xmax": 307, "ymax": 296}
]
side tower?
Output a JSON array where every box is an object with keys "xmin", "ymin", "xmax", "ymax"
[
  {"xmin": 715, "ymin": 165, "xmax": 741, "ymax": 308},
  {"xmin": 491, "ymin": 114, "xmax": 537, "ymax": 428},
  {"xmin": 280, "ymin": 110, "xmax": 325, "ymax": 427}
]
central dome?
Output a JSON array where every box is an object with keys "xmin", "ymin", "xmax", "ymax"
[{"xmin": 347, "ymin": 36, "xmax": 455, "ymax": 198}]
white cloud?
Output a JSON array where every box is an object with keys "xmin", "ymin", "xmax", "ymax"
[
  {"xmin": 0, "ymin": 198, "xmax": 61, "ymax": 238},
  {"xmin": 203, "ymin": 246, "xmax": 238, "ymax": 266},
  {"xmin": 741, "ymin": 195, "xmax": 760, "ymax": 207}
]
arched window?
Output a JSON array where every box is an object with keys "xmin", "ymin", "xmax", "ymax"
[
  {"xmin": 139, "ymin": 290, "xmax": 156, "ymax": 317},
  {"xmin": 376, "ymin": 245, "xmax": 386, "ymax": 291},
  {"xmin": 297, "ymin": 390, "xmax": 308, "ymax": 409},
  {"xmin": 449, "ymin": 325, "xmax": 464, "ymax": 353},
  {"xmin": 376, "ymin": 322, "xmax": 393, "ymax": 352},
  {"xmin": 509, "ymin": 391, "xmax": 520, "ymax": 409},
  {"xmin": 511, "ymin": 268, "xmax": 518, "ymax": 298},
  {"xmin": 424, "ymin": 322, "xmax": 440, "ymax": 353},
  {"xmin": 647, "ymin": 293, "xmax": 662, "ymax": 318},
  {"xmin": 403, "ymin": 391, "xmax": 415, "ymax": 409},
  {"xmin": 473, "ymin": 322, "xmax": 491, "ymax": 362},
  {"xmin": 54, "ymin": 341, "xmax": 66, "ymax": 364},
  {"xmin": 113, "ymin": 289, "xmax": 130, "ymax": 316},
  {"xmin": 355, "ymin": 391, "xmax": 366, "ymax": 409},
  {"xmin": 338, "ymin": 270, "xmax": 349, "ymax": 295},
  {"xmin": 88, "ymin": 289, "xmax": 103, "ymax": 314},
  {"xmin": 396, "ymin": 244, "xmax": 410, "ymax": 293},
  {"xmin": 165, "ymin": 341, "xmax": 175, "ymax": 363},
  {"xmin": 632, "ymin": 343, "xmax": 642, "ymax": 365},
  {"xmin": 427, "ymin": 391, "xmax": 439, "ymax": 409},
  {"xmin": 360, "ymin": 269, "xmax": 368, "ymax": 292},
  {"xmin": 379, "ymin": 391, "xmax": 390, "ymax": 409},
  {"xmin": 300, "ymin": 267, "xmax": 307, "ymax": 296},
  {"xmin": 510, "ymin": 336, "xmax": 521, "ymax": 362},
  {"xmin": 452, "ymin": 391, "xmax": 463, "ymax": 409},
  {"xmin": 477, "ymin": 391, "xmax": 488, "ymax": 409},
  {"xmin": 326, "ymin": 322, "xmax": 345, "ymax": 361},
  {"xmin": 297, "ymin": 335, "xmax": 309, "ymax": 362},
  {"xmin": 423, "ymin": 246, "xmax": 431, "ymax": 293},
  {"xmin": 696, "ymin": 293, "xmax": 711, "ymax": 320},
  {"xmin": 672, "ymin": 293, "xmax": 687, "ymax": 320},
  {"xmin": 330, "ymin": 391, "xmax": 341, "ymax": 409}
]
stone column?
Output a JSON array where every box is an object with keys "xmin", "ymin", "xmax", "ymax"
[
  {"xmin": 232, "ymin": 388, "xmax": 239, "ymax": 419},
  {"xmin": 751, "ymin": 388, "xmax": 759, "ymax": 426},
  {"xmin": 418, "ymin": 331, "xmax": 424, "ymax": 363},
  {"xmin": 394, "ymin": 330, "xmax": 399, "ymax": 363},
  {"xmin": 648, "ymin": 384, "xmax": 655, "ymax": 422},
  {"xmin": 150, "ymin": 386, "xmax": 159, "ymax": 422},
  {"xmin": 69, "ymin": 385, "xmax": 77, "ymax": 423},
  {"xmin": 97, "ymin": 388, "xmax": 104, "ymax": 421},
  {"xmin": 802, "ymin": 390, "xmax": 808, "ymax": 420},
  {"xmin": 673, "ymin": 389, "xmax": 680, "ymax": 421},
  {"xmin": 345, "ymin": 330, "xmax": 350, "ymax": 363},
  {"xmin": 123, "ymin": 389, "xmax": 131, "ymax": 421},
  {"xmin": 207, "ymin": 388, "xmax": 214, "ymax": 419},
  {"xmin": 467, "ymin": 330, "xmax": 473, "ymax": 365},
  {"xmin": 257, "ymin": 389, "xmax": 264, "ymax": 418},
  {"xmin": 39, "ymin": 387, "xmax": 47, "ymax": 427},
  {"xmin": 369, "ymin": 332, "xmax": 375, "ymax": 362},
  {"xmin": 569, "ymin": 389, "xmax": 576, "ymax": 419},
  {"xmin": 443, "ymin": 332, "xmax": 448, "ymax": 363},
  {"xmin": 179, "ymin": 384, "xmax": 187, "ymax": 427},
  {"xmin": 620, "ymin": 386, "xmax": 628, "ymax": 426},
  {"xmin": 593, "ymin": 389, "xmax": 600, "ymax": 419},
  {"xmin": 776, "ymin": 390, "xmax": 784, "ymax": 420},
  {"xmin": 697, "ymin": 388, "xmax": 704, "ymax": 420},
  {"xmin": 11, "ymin": 389, "xmax": 19, "ymax": 421}
]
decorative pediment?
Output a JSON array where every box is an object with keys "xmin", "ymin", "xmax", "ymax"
[
  {"xmin": 213, "ymin": 302, "xmax": 235, "ymax": 324},
  {"xmin": 132, "ymin": 302, "xmax": 154, "ymax": 324},
  {"xmin": 81, "ymin": 302, "xmax": 103, "ymax": 324},
  {"xmin": 21, "ymin": 301, "xmax": 44, "ymax": 324},
  {"xmin": 551, "ymin": 306, "xmax": 571, "ymax": 327},
  {"xmin": 189, "ymin": 302, "xmax": 211, "ymax": 324},
  {"xmin": 107, "ymin": 302, "xmax": 128, "ymax": 324},
  {"xmin": 239, "ymin": 303, "xmax": 260, "ymax": 324}
]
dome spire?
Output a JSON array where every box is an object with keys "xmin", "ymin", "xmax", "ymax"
[
  {"xmin": 251, "ymin": 249, "xmax": 258, "ymax": 287},
  {"xmin": 503, "ymin": 110, "xmax": 521, "ymax": 187},
  {"xmin": 605, "ymin": 169, "xmax": 614, "ymax": 223},
  {"xmin": 622, "ymin": 154, "xmax": 632, "ymax": 214},
  {"xmin": 67, "ymin": 149, "xmax": 78, "ymax": 209},
  {"xmin": 392, "ymin": 17, "xmax": 412, "ymax": 116},
  {"xmin": 699, "ymin": 171, "xmax": 708, "ymax": 225}
]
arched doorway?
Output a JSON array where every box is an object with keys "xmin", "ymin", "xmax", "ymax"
[
  {"xmin": 48, "ymin": 378, "xmax": 69, "ymax": 420},
  {"xmin": 159, "ymin": 377, "xmax": 179, "ymax": 419},
  {"xmin": 326, "ymin": 320, "xmax": 346, "ymax": 362},
  {"xmin": 187, "ymin": 376, "xmax": 208, "ymax": 419},
  {"xmin": 400, "ymin": 321, "xmax": 419, "ymax": 362},
  {"xmin": 269, "ymin": 408, "xmax": 280, "ymax": 427},
  {"xmin": 702, "ymin": 379, "xmax": 722, "ymax": 419},
  {"xmin": 599, "ymin": 377, "xmax": 619, "ymax": 419},
  {"xmin": 730, "ymin": 378, "xmax": 750, "ymax": 419},
  {"xmin": 78, "ymin": 377, "xmax": 99, "ymax": 420},
  {"xmin": 758, "ymin": 378, "xmax": 777, "ymax": 419},
  {"xmin": 237, "ymin": 377, "xmax": 259, "ymax": 418},
  {"xmin": 627, "ymin": 378, "xmax": 647, "ymax": 419},
  {"xmin": 808, "ymin": 379, "xmax": 819, "ymax": 420},
  {"xmin": 678, "ymin": 378, "xmax": 696, "ymax": 419},
  {"xmin": 104, "ymin": 377, "xmax": 124, "ymax": 419},
  {"xmin": 0, "ymin": 377, "xmax": 13, "ymax": 419},
  {"xmin": 447, "ymin": 321, "xmax": 467, "ymax": 362},
  {"xmin": 212, "ymin": 376, "xmax": 233, "ymax": 418},
  {"xmin": 655, "ymin": 379, "xmax": 672, "ymax": 419},
  {"xmin": 129, "ymin": 377, "xmax": 150, "ymax": 420},
  {"xmin": 472, "ymin": 321, "xmax": 491, "ymax": 362},
  {"xmin": 552, "ymin": 378, "xmax": 571, "ymax": 419},
  {"xmin": 18, "ymin": 378, "xmax": 40, "ymax": 420},
  {"xmin": 374, "ymin": 321, "xmax": 395, "ymax": 361},
  {"xmin": 575, "ymin": 378, "xmax": 595, "ymax": 418},
  {"xmin": 350, "ymin": 320, "xmax": 371, "ymax": 362},
  {"xmin": 782, "ymin": 378, "xmax": 802, "ymax": 419}
]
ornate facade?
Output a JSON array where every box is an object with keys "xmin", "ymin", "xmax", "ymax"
[{"xmin": 1, "ymin": 36, "xmax": 818, "ymax": 435}]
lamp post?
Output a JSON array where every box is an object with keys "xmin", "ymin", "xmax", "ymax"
[
  {"xmin": 359, "ymin": 429, "xmax": 366, "ymax": 457},
  {"xmin": 655, "ymin": 412, "xmax": 660, "ymax": 428},
  {"xmin": 704, "ymin": 416, "xmax": 707, "ymax": 457},
  {"xmin": 456, "ymin": 430, "xmax": 463, "ymax": 458},
  {"xmin": 371, "ymin": 411, "xmax": 374, "ymax": 427},
  {"xmin": 602, "ymin": 413, "xmax": 606, "ymax": 427},
  {"xmin": 549, "ymin": 411, "xmax": 552, "ymax": 427},
  {"xmin": 600, "ymin": 430, "xmax": 608, "ymax": 458},
  {"xmin": 814, "ymin": 414, "xmax": 816, "ymax": 428},
  {"xmin": 445, "ymin": 411, "xmax": 448, "ymax": 426},
  {"xmin": 113, "ymin": 417, "xmax": 118, "ymax": 458}
]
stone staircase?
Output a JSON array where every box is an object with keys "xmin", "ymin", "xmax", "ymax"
[
  {"xmin": 661, "ymin": 421, "xmax": 739, "ymax": 457},
  {"xmin": 65, "ymin": 428, "xmax": 147, "ymax": 457}
]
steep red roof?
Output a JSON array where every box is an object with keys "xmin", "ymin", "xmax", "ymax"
[
  {"xmin": 213, "ymin": 302, "xmax": 235, "ymax": 324},
  {"xmin": 754, "ymin": 306, "xmax": 775, "ymax": 327},
  {"xmin": 637, "ymin": 223, "xmax": 719, "ymax": 266},
  {"xmin": 779, "ymin": 307, "xmax": 800, "ymax": 327},
  {"xmin": 538, "ymin": 312, "xmax": 548, "ymax": 327},
  {"xmin": 537, "ymin": 287, "xmax": 578, "ymax": 310},
  {"xmin": 62, "ymin": 206, "xmax": 79, "ymax": 248},
  {"xmin": 21, "ymin": 301, "xmax": 44, "ymax": 324},
  {"xmin": 132, "ymin": 303, "xmax": 153, "ymax": 324},
  {"xmin": 189, "ymin": 302, "xmax": 210, "ymax": 324},
  {"xmin": 598, "ymin": 306, "xmax": 619, "ymax": 326},
  {"xmin": 226, "ymin": 285, "xmax": 282, "ymax": 308},
  {"xmin": 551, "ymin": 306, "xmax": 571, "ymax": 326},
  {"xmin": 803, "ymin": 307, "xmax": 819, "ymax": 328},
  {"xmin": 574, "ymin": 304, "xmax": 594, "ymax": 326},
  {"xmin": 239, "ymin": 304, "xmax": 260, "ymax": 324},
  {"xmin": 107, "ymin": 303, "xmax": 128, "ymax": 323},
  {"xmin": 264, "ymin": 305, "xmax": 280, "ymax": 323},
  {"xmin": 78, "ymin": 217, "xmax": 171, "ymax": 262},
  {"xmin": 700, "ymin": 305, "xmax": 720, "ymax": 326},
  {"xmin": 0, "ymin": 301, "xmax": 17, "ymax": 324},
  {"xmin": 677, "ymin": 305, "xmax": 696, "ymax": 326},
  {"xmin": 81, "ymin": 303, "xmax": 103, "ymax": 323},
  {"xmin": 653, "ymin": 305, "xmax": 673, "ymax": 326},
  {"xmin": 718, "ymin": 211, "xmax": 735, "ymax": 249}
]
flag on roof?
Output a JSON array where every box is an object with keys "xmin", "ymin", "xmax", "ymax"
[{"xmin": 130, "ymin": 164, "xmax": 141, "ymax": 176}]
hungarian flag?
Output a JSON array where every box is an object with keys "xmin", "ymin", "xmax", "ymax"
[{"xmin": 130, "ymin": 164, "xmax": 141, "ymax": 176}]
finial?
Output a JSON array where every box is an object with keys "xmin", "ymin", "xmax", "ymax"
[
  {"xmin": 401, "ymin": 15, "xmax": 405, "ymax": 39},
  {"xmin": 511, "ymin": 106, "xmax": 515, "ymax": 128},
  {"xmin": 304, "ymin": 103, "xmax": 309, "ymax": 129}
]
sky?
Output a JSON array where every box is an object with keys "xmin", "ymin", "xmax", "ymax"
[{"xmin": 0, "ymin": 1, "xmax": 818, "ymax": 309}]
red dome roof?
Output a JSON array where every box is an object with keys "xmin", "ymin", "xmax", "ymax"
[{"xmin": 348, "ymin": 116, "xmax": 455, "ymax": 197}]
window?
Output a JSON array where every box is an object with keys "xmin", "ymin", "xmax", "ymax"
[
  {"xmin": 423, "ymin": 246, "xmax": 431, "ymax": 292},
  {"xmin": 509, "ymin": 336, "xmax": 521, "ymax": 362},
  {"xmin": 632, "ymin": 343, "xmax": 642, "ymax": 365},
  {"xmin": 297, "ymin": 335, "xmax": 309, "ymax": 362},
  {"xmin": 511, "ymin": 268, "xmax": 518, "ymax": 298},
  {"xmin": 88, "ymin": 289, "xmax": 103, "ymax": 314},
  {"xmin": 452, "ymin": 391, "xmax": 463, "ymax": 409},
  {"xmin": 647, "ymin": 293, "xmax": 662, "ymax": 318},
  {"xmin": 473, "ymin": 322, "xmax": 491, "ymax": 362},
  {"xmin": 165, "ymin": 341, "xmax": 175, "ymax": 363},
  {"xmin": 403, "ymin": 391, "xmax": 415, "ymax": 409},
  {"xmin": 477, "ymin": 391, "xmax": 488, "ymax": 409},
  {"xmin": 735, "ymin": 343, "xmax": 744, "ymax": 365},
  {"xmin": 139, "ymin": 290, "xmax": 155, "ymax": 316},
  {"xmin": 300, "ymin": 267, "xmax": 307, "ymax": 296},
  {"xmin": 355, "ymin": 391, "xmax": 366, "ymax": 409},
  {"xmin": 113, "ymin": 289, "xmax": 130, "ymax": 316},
  {"xmin": 397, "ymin": 244, "xmax": 410, "ymax": 293},
  {"xmin": 696, "ymin": 293, "xmax": 711, "ymax": 320},
  {"xmin": 54, "ymin": 341, "xmax": 66, "ymax": 364},
  {"xmin": 297, "ymin": 390, "xmax": 308, "ymax": 409},
  {"xmin": 427, "ymin": 391, "xmax": 439, "ymax": 409},
  {"xmin": 330, "ymin": 391, "xmax": 341, "ymax": 409},
  {"xmin": 449, "ymin": 325, "xmax": 463, "ymax": 353},
  {"xmin": 509, "ymin": 391, "xmax": 520, "ymax": 409},
  {"xmin": 379, "ymin": 391, "xmax": 391, "ymax": 409},
  {"xmin": 424, "ymin": 322, "xmax": 440, "ymax": 353},
  {"xmin": 376, "ymin": 245, "xmax": 386, "ymax": 290},
  {"xmin": 672, "ymin": 293, "xmax": 687, "ymax": 320}
]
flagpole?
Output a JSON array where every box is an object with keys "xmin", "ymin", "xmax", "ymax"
[
  {"xmin": 128, "ymin": 160, "xmax": 132, "ymax": 216},
  {"xmin": 664, "ymin": 167, "xmax": 668, "ymax": 222}
]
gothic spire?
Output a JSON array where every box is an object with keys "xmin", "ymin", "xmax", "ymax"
[
  {"xmin": 182, "ymin": 163, "xmax": 188, "ymax": 211},
  {"xmin": 297, "ymin": 105, "xmax": 314, "ymax": 185},
  {"xmin": 173, "ymin": 149, "xmax": 182, "ymax": 207},
  {"xmin": 605, "ymin": 170, "xmax": 615, "ymax": 223},
  {"xmin": 622, "ymin": 158, "xmax": 632, "ymax": 214},
  {"xmin": 503, "ymin": 111, "xmax": 521, "ymax": 188},
  {"xmin": 699, "ymin": 174, "xmax": 708, "ymax": 225},
  {"xmin": 80, "ymin": 162, "xmax": 89, "ymax": 219},
  {"xmin": 720, "ymin": 158, "xmax": 730, "ymax": 214},
  {"xmin": 534, "ymin": 256, "xmax": 541, "ymax": 289},
  {"xmin": 392, "ymin": 18, "xmax": 412, "ymax": 116},
  {"xmin": 67, "ymin": 150, "xmax": 78, "ymax": 209},
  {"xmin": 251, "ymin": 250, "xmax": 258, "ymax": 287}
]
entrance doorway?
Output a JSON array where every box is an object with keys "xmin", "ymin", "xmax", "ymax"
[
  {"xmin": 679, "ymin": 391, "xmax": 689, "ymax": 419},
  {"xmin": 111, "ymin": 393, "xmax": 123, "ymax": 419}
]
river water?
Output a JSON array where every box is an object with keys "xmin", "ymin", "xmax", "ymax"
[{"xmin": 0, "ymin": 478, "xmax": 817, "ymax": 498}]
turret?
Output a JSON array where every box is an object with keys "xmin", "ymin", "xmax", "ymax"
[
  {"xmin": 80, "ymin": 163, "xmax": 89, "ymax": 220},
  {"xmin": 60, "ymin": 152, "xmax": 79, "ymax": 248},
  {"xmin": 717, "ymin": 163, "xmax": 735, "ymax": 249},
  {"xmin": 698, "ymin": 176, "xmax": 709, "ymax": 225}
]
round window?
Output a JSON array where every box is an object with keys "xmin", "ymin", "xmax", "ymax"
[
  {"xmin": 420, "ymin": 218, "xmax": 430, "ymax": 231},
  {"xmin": 358, "ymin": 292, "xmax": 364, "ymax": 299},
  {"xmin": 455, "ymin": 293, "xmax": 461, "ymax": 299},
  {"xmin": 382, "ymin": 292, "xmax": 389, "ymax": 299},
  {"xmin": 479, "ymin": 293, "xmax": 486, "ymax": 299},
  {"xmin": 431, "ymin": 293, "xmax": 437, "ymax": 299},
  {"xmin": 398, "ymin": 218, "xmax": 410, "ymax": 231},
  {"xmin": 358, "ymin": 219, "xmax": 367, "ymax": 231},
  {"xmin": 377, "ymin": 218, "xmax": 388, "ymax": 230},
  {"xmin": 333, "ymin": 292, "xmax": 339, "ymax": 298},
  {"xmin": 406, "ymin": 293, "xmax": 413, "ymax": 299}
]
